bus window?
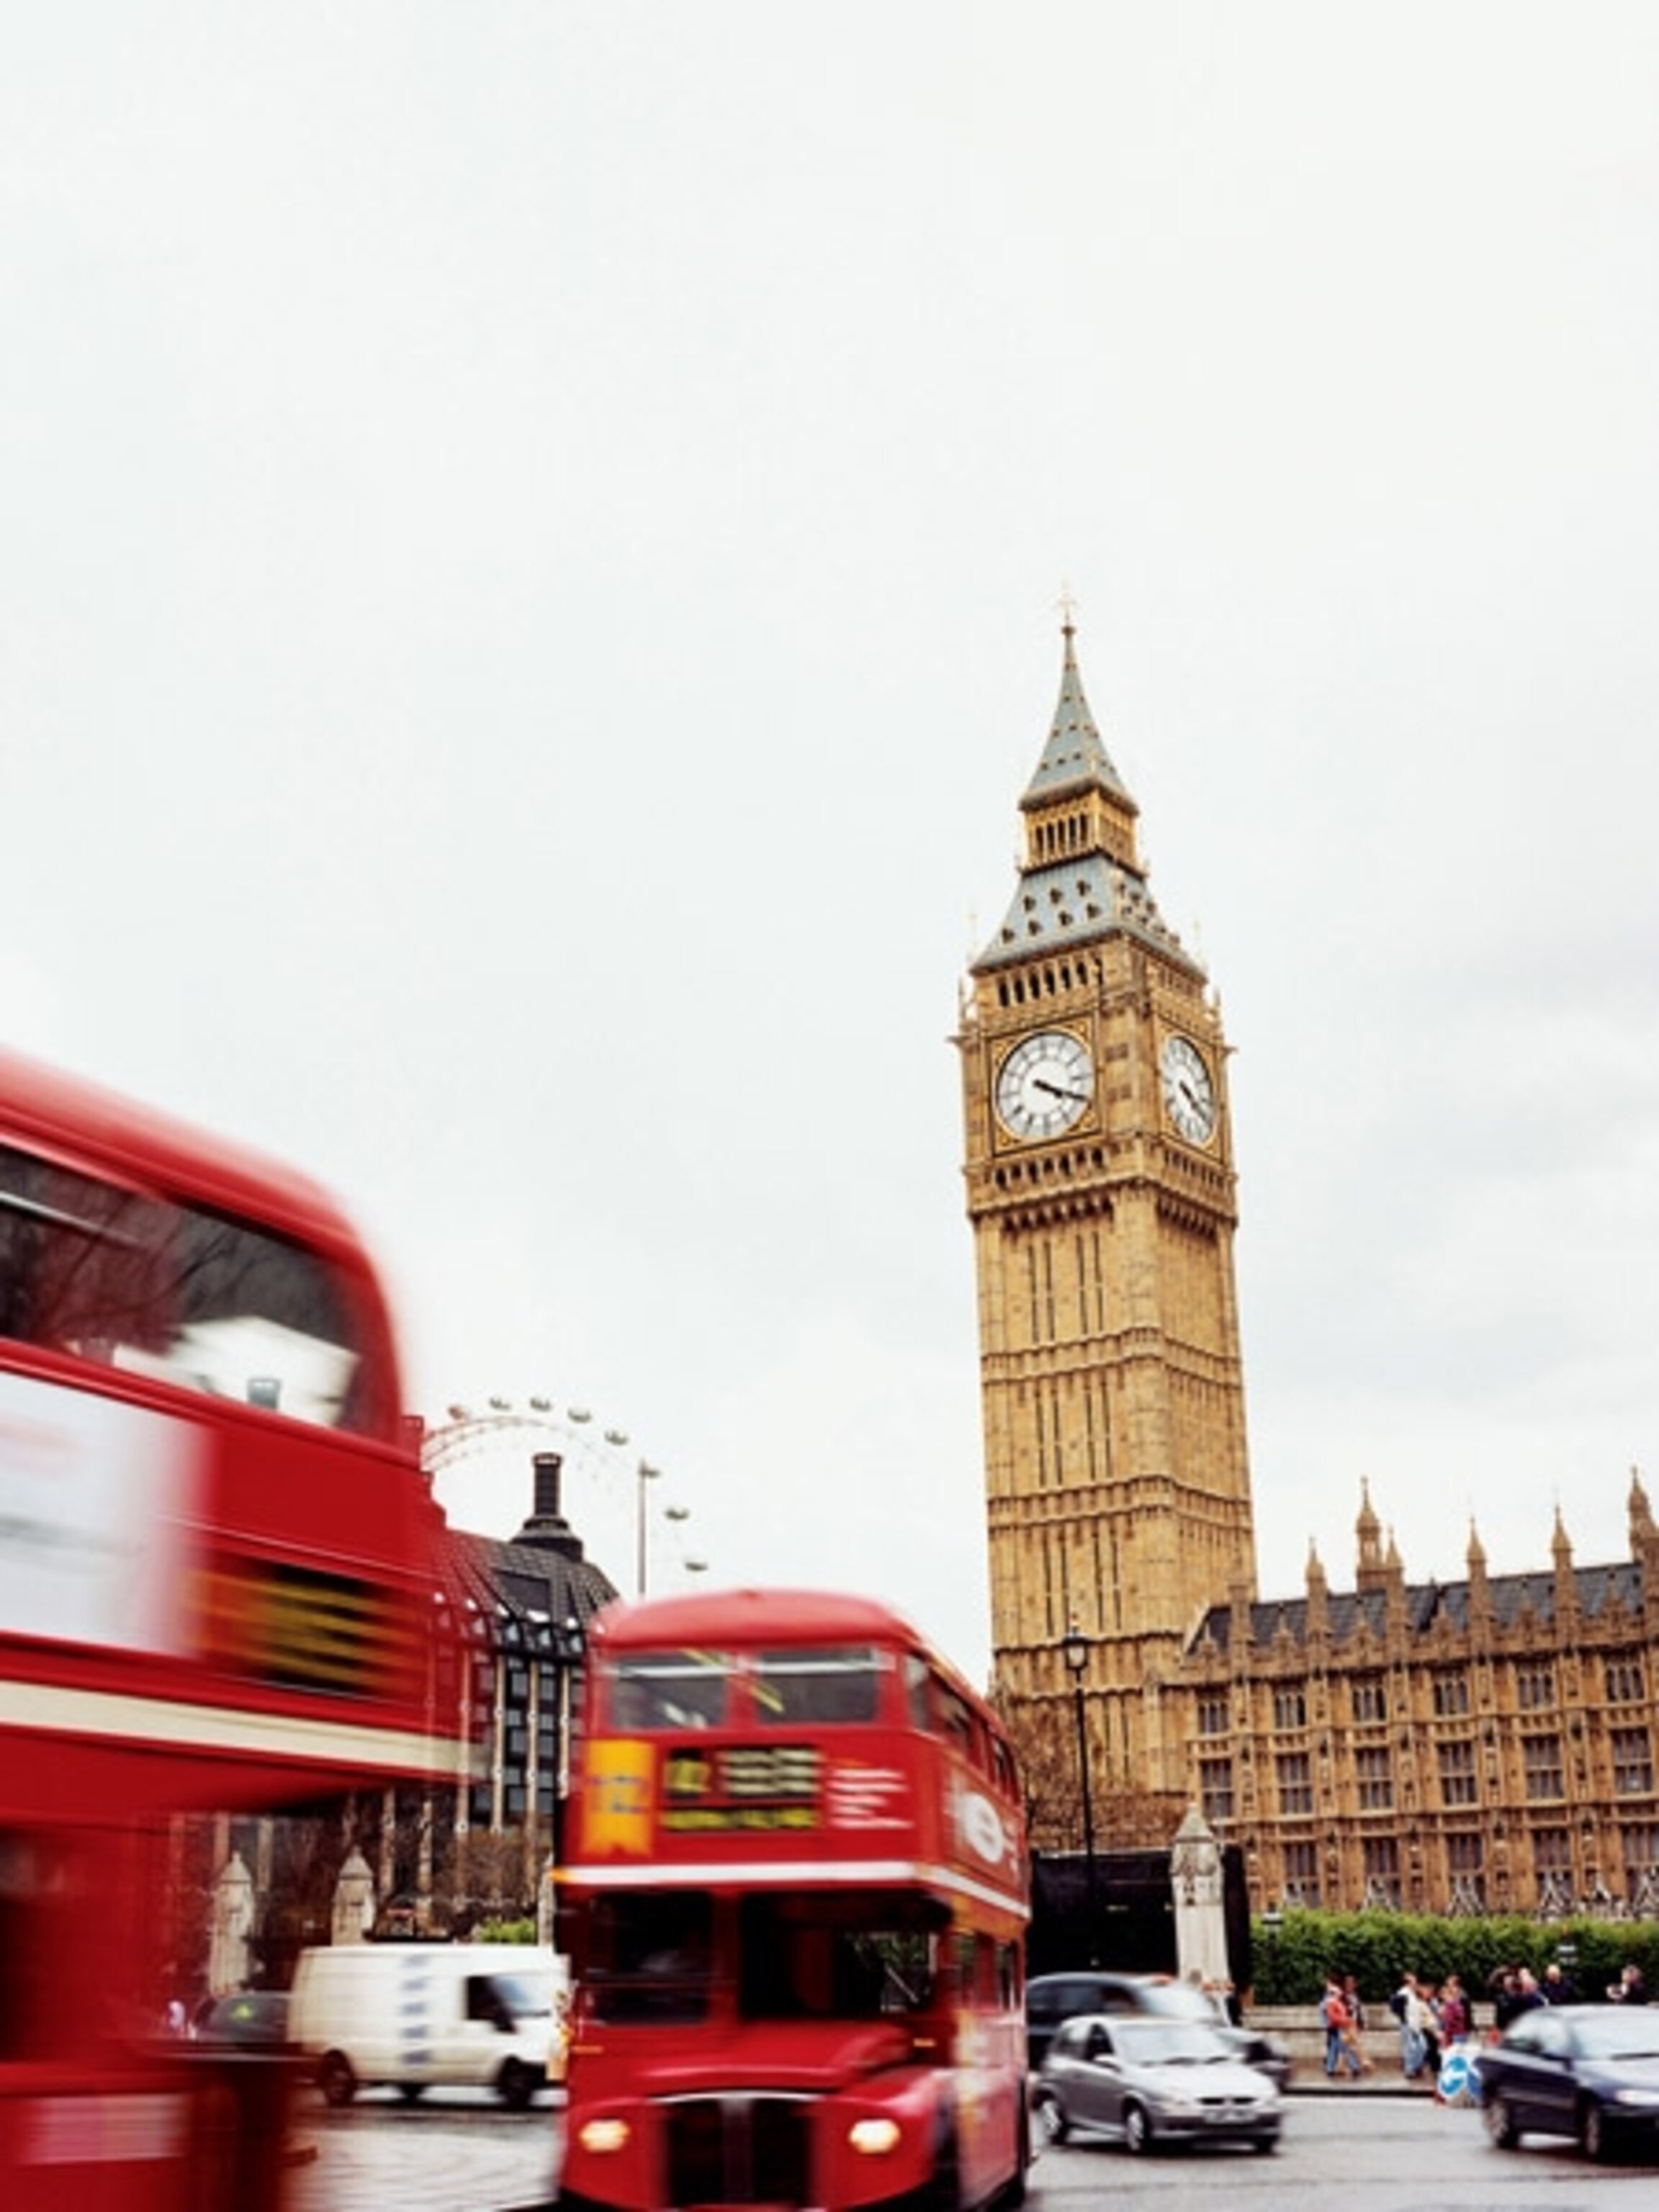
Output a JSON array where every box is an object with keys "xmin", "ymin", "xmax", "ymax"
[
  {"xmin": 933, "ymin": 1676, "xmax": 976, "ymax": 1754},
  {"xmin": 610, "ymin": 1649, "xmax": 729, "ymax": 1731},
  {"xmin": 586, "ymin": 1892, "xmax": 714, "ymax": 2023},
  {"xmin": 738, "ymin": 1892, "xmax": 944, "ymax": 2021},
  {"xmin": 904, "ymin": 1652, "xmax": 930, "ymax": 1729},
  {"xmin": 752, "ymin": 1645, "xmax": 883, "ymax": 1725},
  {"xmin": 0, "ymin": 1142, "xmax": 373, "ymax": 1431}
]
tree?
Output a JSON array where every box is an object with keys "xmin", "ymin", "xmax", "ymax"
[{"xmin": 992, "ymin": 1694, "xmax": 1186, "ymax": 1853}]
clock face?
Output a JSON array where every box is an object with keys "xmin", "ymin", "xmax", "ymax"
[
  {"xmin": 995, "ymin": 1030, "xmax": 1094, "ymax": 1141},
  {"xmin": 1161, "ymin": 1033, "xmax": 1217, "ymax": 1146}
]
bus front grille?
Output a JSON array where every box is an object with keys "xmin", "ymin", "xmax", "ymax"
[{"xmin": 664, "ymin": 2094, "xmax": 812, "ymax": 2208}]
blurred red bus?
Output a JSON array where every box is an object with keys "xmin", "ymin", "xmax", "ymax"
[
  {"xmin": 557, "ymin": 1587, "xmax": 1029, "ymax": 2212},
  {"xmin": 0, "ymin": 1048, "xmax": 467, "ymax": 2207}
]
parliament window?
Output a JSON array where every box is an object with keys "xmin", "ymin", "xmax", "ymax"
[
  {"xmin": 1532, "ymin": 1826, "xmax": 1571, "ymax": 1876},
  {"xmin": 1362, "ymin": 1835, "xmax": 1400, "ymax": 1903},
  {"xmin": 1438, "ymin": 1739, "xmax": 1477, "ymax": 1808},
  {"xmin": 1447, "ymin": 1831, "xmax": 1485, "ymax": 1905},
  {"xmin": 1197, "ymin": 1695, "xmax": 1228, "ymax": 1737},
  {"xmin": 1282, "ymin": 1839, "xmax": 1320, "ymax": 1907},
  {"xmin": 1350, "ymin": 1676, "xmax": 1387, "ymax": 1725},
  {"xmin": 1612, "ymin": 1729, "xmax": 1654, "ymax": 1797},
  {"xmin": 1621, "ymin": 1823, "xmax": 1659, "ymax": 1895},
  {"xmin": 1199, "ymin": 1758, "xmax": 1234, "ymax": 1825},
  {"xmin": 1355, "ymin": 1746, "xmax": 1393, "ymax": 1810},
  {"xmin": 1276, "ymin": 1753, "xmax": 1312, "ymax": 1816},
  {"xmin": 1273, "ymin": 1686, "xmax": 1307, "ymax": 1731},
  {"xmin": 1523, "ymin": 1735, "xmax": 1564, "ymax": 1801},
  {"xmin": 1516, "ymin": 1663, "xmax": 1556, "ymax": 1712},
  {"xmin": 1607, "ymin": 1658, "xmax": 1647, "ymax": 1705},
  {"xmin": 1431, "ymin": 1670, "xmax": 1470, "ymax": 1717}
]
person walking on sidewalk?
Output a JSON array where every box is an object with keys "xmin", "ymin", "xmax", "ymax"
[
  {"xmin": 1341, "ymin": 1975, "xmax": 1374, "ymax": 2073},
  {"xmin": 1320, "ymin": 1977, "xmax": 1364, "ymax": 2078},
  {"xmin": 1401, "ymin": 1976, "xmax": 1439, "ymax": 2085}
]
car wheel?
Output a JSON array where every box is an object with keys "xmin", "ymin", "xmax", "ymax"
[
  {"xmin": 1484, "ymin": 2092, "xmax": 1519, "ymax": 2150},
  {"xmin": 1250, "ymin": 2134, "xmax": 1280, "ymax": 2154},
  {"xmin": 1123, "ymin": 2103, "xmax": 1153, "ymax": 2156},
  {"xmin": 498, "ymin": 2059, "xmax": 537, "ymax": 2112},
  {"xmin": 317, "ymin": 2052, "xmax": 356, "ymax": 2108},
  {"xmin": 1035, "ymin": 2094, "xmax": 1069, "ymax": 2147},
  {"xmin": 1579, "ymin": 2099, "xmax": 1610, "ymax": 2164}
]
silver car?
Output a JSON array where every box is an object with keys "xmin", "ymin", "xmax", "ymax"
[{"xmin": 1033, "ymin": 2013, "xmax": 1283, "ymax": 2156}]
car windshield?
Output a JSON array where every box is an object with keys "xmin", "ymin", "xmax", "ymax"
[
  {"xmin": 490, "ymin": 1972, "xmax": 555, "ymax": 2022},
  {"xmin": 1115, "ymin": 2021, "xmax": 1233, "ymax": 2064},
  {"xmin": 1133, "ymin": 1980, "xmax": 1226, "ymax": 2023},
  {"xmin": 1573, "ymin": 2013, "xmax": 1659, "ymax": 2061}
]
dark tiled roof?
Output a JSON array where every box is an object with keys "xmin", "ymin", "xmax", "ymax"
[
  {"xmin": 438, "ymin": 1523, "xmax": 618, "ymax": 1655},
  {"xmin": 1192, "ymin": 1557, "xmax": 1647, "ymax": 1657}
]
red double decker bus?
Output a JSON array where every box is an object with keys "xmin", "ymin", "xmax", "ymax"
[
  {"xmin": 0, "ymin": 1048, "xmax": 467, "ymax": 2206},
  {"xmin": 557, "ymin": 1587, "xmax": 1029, "ymax": 2212}
]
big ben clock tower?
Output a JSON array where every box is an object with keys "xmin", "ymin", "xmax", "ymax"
[{"xmin": 957, "ymin": 613, "xmax": 1256, "ymax": 1793}]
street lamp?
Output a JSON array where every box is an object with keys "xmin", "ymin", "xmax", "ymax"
[
  {"xmin": 637, "ymin": 1460, "xmax": 661, "ymax": 1597},
  {"xmin": 1061, "ymin": 1623, "xmax": 1099, "ymax": 1964},
  {"xmin": 1260, "ymin": 1904, "xmax": 1284, "ymax": 2003}
]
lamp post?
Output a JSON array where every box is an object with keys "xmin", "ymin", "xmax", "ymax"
[
  {"xmin": 1061, "ymin": 1624, "xmax": 1099, "ymax": 1964},
  {"xmin": 1260, "ymin": 1904, "xmax": 1283, "ymax": 2005},
  {"xmin": 637, "ymin": 1460, "xmax": 661, "ymax": 1596}
]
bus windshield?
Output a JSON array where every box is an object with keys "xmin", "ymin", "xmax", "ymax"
[
  {"xmin": 738, "ymin": 1890, "xmax": 944, "ymax": 2020},
  {"xmin": 0, "ymin": 1141, "xmax": 376, "ymax": 1431}
]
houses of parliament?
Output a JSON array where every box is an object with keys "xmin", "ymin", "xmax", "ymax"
[{"xmin": 957, "ymin": 617, "xmax": 1659, "ymax": 1920}]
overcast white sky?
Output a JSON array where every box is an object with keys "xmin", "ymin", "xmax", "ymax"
[{"xmin": 6, "ymin": 4, "xmax": 1659, "ymax": 1686}]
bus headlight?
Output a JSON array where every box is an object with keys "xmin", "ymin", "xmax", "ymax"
[
  {"xmin": 848, "ymin": 2118, "xmax": 902, "ymax": 2156},
  {"xmin": 577, "ymin": 2118, "xmax": 632, "ymax": 2154}
]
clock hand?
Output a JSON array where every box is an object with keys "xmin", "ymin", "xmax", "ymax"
[{"xmin": 1033, "ymin": 1078, "xmax": 1089, "ymax": 1104}]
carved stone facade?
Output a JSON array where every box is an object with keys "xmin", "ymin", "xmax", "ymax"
[
  {"xmin": 961, "ymin": 625, "xmax": 1659, "ymax": 1916},
  {"xmin": 1174, "ymin": 1477, "xmax": 1659, "ymax": 1916}
]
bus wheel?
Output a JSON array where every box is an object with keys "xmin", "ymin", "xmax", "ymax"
[
  {"xmin": 498, "ymin": 2059, "xmax": 537, "ymax": 2112},
  {"xmin": 1000, "ymin": 2108, "xmax": 1030, "ymax": 2206},
  {"xmin": 929, "ymin": 2130, "xmax": 962, "ymax": 2212},
  {"xmin": 317, "ymin": 2053, "xmax": 356, "ymax": 2108}
]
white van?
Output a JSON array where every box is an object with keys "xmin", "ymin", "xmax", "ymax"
[{"xmin": 289, "ymin": 1942, "xmax": 568, "ymax": 2108}]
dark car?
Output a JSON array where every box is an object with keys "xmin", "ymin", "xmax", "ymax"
[
  {"xmin": 1025, "ymin": 1971, "xmax": 1290, "ymax": 2089},
  {"xmin": 192, "ymin": 1991, "xmax": 293, "ymax": 2047},
  {"xmin": 1033, "ymin": 2013, "xmax": 1282, "ymax": 2156},
  {"xmin": 1478, "ymin": 2001, "xmax": 1659, "ymax": 2162}
]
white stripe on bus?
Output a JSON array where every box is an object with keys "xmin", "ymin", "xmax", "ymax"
[
  {"xmin": 564, "ymin": 1858, "xmax": 1027, "ymax": 1917},
  {"xmin": 0, "ymin": 1678, "xmax": 475, "ymax": 1779}
]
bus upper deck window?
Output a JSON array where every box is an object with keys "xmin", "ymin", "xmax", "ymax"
[
  {"xmin": 753, "ymin": 1646, "xmax": 883, "ymax": 1725},
  {"xmin": 611, "ymin": 1650, "xmax": 730, "ymax": 1731},
  {"xmin": 0, "ymin": 1143, "xmax": 379, "ymax": 1434}
]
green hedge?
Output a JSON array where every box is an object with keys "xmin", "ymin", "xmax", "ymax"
[
  {"xmin": 1250, "ymin": 1909, "xmax": 1659, "ymax": 2010},
  {"xmin": 472, "ymin": 1916, "xmax": 539, "ymax": 1944}
]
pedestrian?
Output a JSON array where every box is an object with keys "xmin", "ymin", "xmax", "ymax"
[
  {"xmin": 1542, "ymin": 1960, "xmax": 1574, "ymax": 2004},
  {"xmin": 1609, "ymin": 1962, "xmax": 1649, "ymax": 2004},
  {"xmin": 1490, "ymin": 1966, "xmax": 1523, "ymax": 2033},
  {"xmin": 1517, "ymin": 1966, "xmax": 1545, "ymax": 2012},
  {"xmin": 1401, "ymin": 1975, "xmax": 1438, "ymax": 2085},
  {"xmin": 1321, "ymin": 1976, "xmax": 1363, "ymax": 2078},
  {"xmin": 1341, "ymin": 1974, "xmax": 1373, "ymax": 2072},
  {"xmin": 1437, "ymin": 1973, "xmax": 1470, "ymax": 2047}
]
